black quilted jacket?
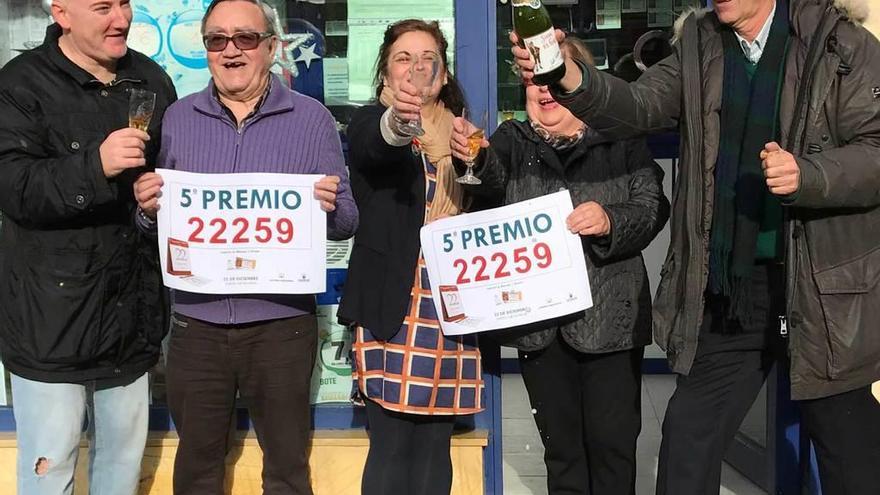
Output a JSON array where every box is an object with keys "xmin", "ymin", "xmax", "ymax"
[{"xmin": 458, "ymin": 119, "xmax": 669, "ymax": 353}]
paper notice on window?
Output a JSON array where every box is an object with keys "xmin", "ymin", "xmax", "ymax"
[
  {"xmin": 648, "ymin": 0, "xmax": 675, "ymax": 27},
  {"xmin": 347, "ymin": 21, "xmax": 388, "ymax": 102},
  {"xmin": 621, "ymin": 0, "xmax": 647, "ymax": 14},
  {"xmin": 348, "ymin": 0, "xmax": 453, "ymax": 19},
  {"xmin": 346, "ymin": 0, "xmax": 454, "ymax": 102},
  {"xmin": 326, "ymin": 239, "xmax": 353, "ymax": 270},
  {"xmin": 596, "ymin": 0, "xmax": 622, "ymax": 30},
  {"xmin": 309, "ymin": 304, "xmax": 354, "ymax": 404},
  {"xmin": 647, "ymin": 11, "xmax": 675, "ymax": 27},
  {"xmin": 347, "ymin": 17, "xmax": 455, "ymax": 102},
  {"xmin": 323, "ymin": 58, "xmax": 350, "ymax": 106},
  {"xmin": 672, "ymin": 0, "xmax": 702, "ymax": 14}
]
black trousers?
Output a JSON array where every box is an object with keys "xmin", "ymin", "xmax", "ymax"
[
  {"xmin": 657, "ymin": 264, "xmax": 784, "ymax": 495},
  {"xmin": 800, "ymin": 385, "xmax": 880, "ymax": 495},
  {"xmin": 166, "ymin": 314, "xmax": 318, "ymax": 495},
  {"xmin": 519, "ymin": 337, "xmax": 644, "ymax": 495},
  {"xmin": 361, "ymin": 399, "xmax": 456, "ymax": 495}
]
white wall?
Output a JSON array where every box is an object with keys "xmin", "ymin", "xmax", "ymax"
[{"xmin": 501, "ymin": 158, "xmax": 675, "ymax": 361}]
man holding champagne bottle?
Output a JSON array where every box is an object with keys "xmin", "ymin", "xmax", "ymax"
[
  {"xmin": 511, "ymin": 0, "xmax": 880, "ymax": 494},
  {"xmin": 0, "ymin": 0, "xmax": 175, "ymax": 493},
  {"xmin": 511, "ymin": 0, "xmax": 566, "ymax": 86}
]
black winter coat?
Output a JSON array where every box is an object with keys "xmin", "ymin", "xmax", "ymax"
[
  {"xmin": 463, "ymin": 119, "xmax": 669, "ymax": 353},
  {"xmin": 337, "ymin": 104, "xmax": 428, "ymax": 339},
  {"xmin": 0, "ymin": 25, "xmax": 176, "ymax": 383}
]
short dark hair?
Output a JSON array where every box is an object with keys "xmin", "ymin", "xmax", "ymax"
[{"xmin": 201, "ymin": 0, "xmax": 278, "ymax": 37}]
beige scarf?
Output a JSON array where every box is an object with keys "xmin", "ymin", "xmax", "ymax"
[{"xmin": 380, "ymin": 87, "xmax": 465, "ymax": 222}]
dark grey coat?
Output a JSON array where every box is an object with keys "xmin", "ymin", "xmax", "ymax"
[
  {"xmin": 460, "ymin": 119, "xmax": 669, "ymax": 353},
  {"xmin": 555, "ymin": 0, "xmax": 880, "ymax": 399}
]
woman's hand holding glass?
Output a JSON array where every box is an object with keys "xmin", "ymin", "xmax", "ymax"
[
  {"xmin": 451, "ymin": 111, "xmax": 490, "ymax": 185},
  {"xmin": 396, "ymin": 54, "xmax": 441, "ymax": 136},
  {"xmin": 390, "ymin": 77, "xmax": 423, "ymax": 136}
]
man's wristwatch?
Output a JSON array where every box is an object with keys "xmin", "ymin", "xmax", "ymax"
[{"xmin": 137, "ymin": 207, "xmax": 156, "ymax": 225}]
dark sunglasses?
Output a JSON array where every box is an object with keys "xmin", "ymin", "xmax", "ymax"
[{"xmin": 202, "ymin": 31, "xmax": 273, "ymax": 52}]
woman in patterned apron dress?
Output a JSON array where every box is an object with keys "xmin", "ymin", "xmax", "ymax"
[{"xmin": 338, "ymin": 19, "xmax": 483, "ymax": 495}]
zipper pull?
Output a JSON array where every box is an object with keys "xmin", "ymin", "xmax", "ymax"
[{"xmin": 779, "ymin": 315, "xmax": 788, "ymax": 338}]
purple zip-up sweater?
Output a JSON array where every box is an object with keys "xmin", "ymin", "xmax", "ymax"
[{"xmin": 158, "ymin": 75, "xmax": 358, "ymax": 325}]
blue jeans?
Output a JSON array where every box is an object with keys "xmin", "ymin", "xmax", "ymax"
[{"xmin": 11, "ymin": 373, "xmax": 149, "ymax": 495}]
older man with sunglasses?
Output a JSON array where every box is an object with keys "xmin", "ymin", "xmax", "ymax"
[{"xmin": 133, "ymin": 0, "xmax": 357, "ymax": 493}]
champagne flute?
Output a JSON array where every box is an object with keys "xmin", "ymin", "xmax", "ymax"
[
  {"xmin": 397, "ymin": 53, "xmax": 442, "ymax": 137},
  {"xmin": 129, "ymin": 89, "xmax": 156, "ymax": 132},
  {"xmin": 456, "ymin": 108, "xmax": 487, "ymax": 185}
]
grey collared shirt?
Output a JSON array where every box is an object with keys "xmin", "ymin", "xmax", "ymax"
[{"xmin": 735, "ymin": 1, "xmax": 777, "ymax": 64}]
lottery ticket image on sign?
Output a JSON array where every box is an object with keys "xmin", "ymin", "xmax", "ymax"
[
  {"xmin": 156, "ymin": 169, "xmax": 327, "ymax": 294},
  {"xmin": 439, "ymin": 285, "xmax": 466, "ymax": 322},
  {"xmin": 421, "ymin": 190, "xmax": 593, "ymax": 336}
]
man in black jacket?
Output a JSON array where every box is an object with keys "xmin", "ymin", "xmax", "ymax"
[
  {"xmin": 0, "ymin": 0, "xmax": 175, "ymax": 493},
  {"xmin": 510, "ymin": 0, "xmax": 880, "ymax": 494}
]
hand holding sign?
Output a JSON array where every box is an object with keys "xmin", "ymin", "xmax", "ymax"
[
  {"xmin": 566, "ymin": 201, "xmax": 610, "ymax": 237},
  {"xmin": 156, "ymin": 170, "xmax": 327, "ymax": 294},
  {"xmin": 421, "ymin": 190, "xmax": 592, "ymax": 336},
  {"xmin": 314, "ymin": 175, "xmax": 340, "ymax": 212},
  {"xmin": 134, "ymin": 172, "xmax": 164, "ymax": 219}
]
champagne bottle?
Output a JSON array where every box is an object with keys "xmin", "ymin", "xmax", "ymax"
[{"xmin": 512, "ymin": 0, "xmax": 566, "ymax": 86}]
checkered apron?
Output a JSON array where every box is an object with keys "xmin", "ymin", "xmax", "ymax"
[{"xmin": 351, "ymin": 150, "xmax": 484, "ymax": 415}]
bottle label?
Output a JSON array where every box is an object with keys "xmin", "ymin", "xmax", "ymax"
[
  {"xmin": 512, "ymin": 0, "xmax": 542, "ymax": 7},
  {"xmin": 522, "ymin": 27, "xmax": 563, "ymax": 76}
]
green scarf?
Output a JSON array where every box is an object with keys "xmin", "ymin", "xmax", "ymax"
[{"xmin": 708, "ymin": 1, "xmax": 789, "ymax": 326}]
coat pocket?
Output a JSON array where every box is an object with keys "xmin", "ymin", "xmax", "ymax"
[
  {"xmin": 813, "ymin": 247, "xmax": 880, "ymax": 378},
  {"xmin": 651, "ymin": 252, "xmax": 680, "ymax": 351},
  {"xmin": 9, "ymin": 262, "xmax": 113, "ymax": 364},
  {"xmin": 131, "ymin": 246, "xmax": 169, "ymax": 348}
]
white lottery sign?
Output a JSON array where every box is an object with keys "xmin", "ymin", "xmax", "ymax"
[
  {"xmin": 420, "ymin": 190, "xmax": 592, "ymax": 336},
  {"xmin": 156, "ymin": 169, "xmax": 326, "ymax": 294}
]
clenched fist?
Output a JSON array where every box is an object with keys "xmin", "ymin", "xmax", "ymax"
[{"xmin": 761, "ymin": 141, "xmax": 800, "ymax": 196}]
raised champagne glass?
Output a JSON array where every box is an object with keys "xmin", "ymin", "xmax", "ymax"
[
  {"xmin": 397, "ymin": 53, "xmax": 442, "ymax": 137},
  {"xmin": 129, "ymin": 89, "xmax": 156, "ymax": 132},
  {"xmin": 456, "ymin": 109, "xmax": 487, "ymax": 185}
]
